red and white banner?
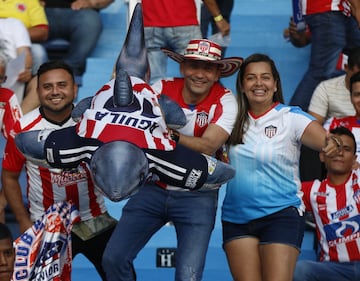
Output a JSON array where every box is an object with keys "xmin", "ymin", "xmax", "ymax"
[{"xmin": 12, "ymin": 201, "xmax": 80, "ymax": 281}]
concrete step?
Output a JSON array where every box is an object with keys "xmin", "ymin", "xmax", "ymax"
[
  {"xmin": 77, "ymin": 58, "xmax": 114, "ymax": 101},
  {"xmin": 72, "ymin": 266, "xmax": 233, "ymax": 281},
  {"xmin": 231, "ymin": 0, "xmax": 291, "ymax": 16}
]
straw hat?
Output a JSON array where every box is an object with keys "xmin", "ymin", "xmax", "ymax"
[{"xmin": 161, "ymin": 39, "xmax": 243, "ymax": 77}]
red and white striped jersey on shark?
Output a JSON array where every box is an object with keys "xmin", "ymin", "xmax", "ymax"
[{"xmin": 76, "ymin": 77, "xmax": 176, "ymax": 150}]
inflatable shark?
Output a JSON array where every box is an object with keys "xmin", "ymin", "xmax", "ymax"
[{"xmin": 15, "ymin": 3, "xmax": 235, "ymax": 202}]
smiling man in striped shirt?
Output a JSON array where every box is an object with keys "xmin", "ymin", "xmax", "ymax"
[{"xmin": 294, "ymin": 126, "xmax": 360, "ymax": 281}]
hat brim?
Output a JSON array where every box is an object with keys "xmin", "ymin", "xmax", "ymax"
[{"xmin": 161, "ymin": 48, "xmax": 243, "ymax": 77}]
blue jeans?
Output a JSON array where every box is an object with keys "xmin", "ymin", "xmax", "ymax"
[
  {"xmin": 144, "ymin": 26, "xmax": 202, "ymax": 83},
  {"xmin": 44, "ymin": 8, "xmax": 102, "ymax": 76},
  {"xmin": 293, "ymin": 260, "xmax": 360, "ymax": 281},
  {"xmin": 289, "ymin": 11, "xmax": 360, "ymax": 111},
  {"xmin": 102, "ymin": 183, "xmax": 218, "ymax": 281}
]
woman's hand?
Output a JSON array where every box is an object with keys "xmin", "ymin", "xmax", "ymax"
[{"xmin": 322, "ymin": 133, "xmax": 343, "ymax": 157}]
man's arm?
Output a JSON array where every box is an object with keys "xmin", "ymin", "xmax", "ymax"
[
  {"xmin": 71, "ymin": 0, "xmax": 114, "ymax": 10},
  {"xmin": 173, "ymin": 90, "xmax": 237, "ymax": 156},
  {"xmin": 202, "ymin": 0, "xmax": 230, "ymax": 36},
  {"xmin": 28, "ymin": 26, "xmax": 48, "ymax": 42},
  {"xmin": 2, "ymin": 169, "xmax": 32, "ymax": 233},
  {"xmin": 176, "ymin": 124, "xmax": 229, "ymax": 156}
]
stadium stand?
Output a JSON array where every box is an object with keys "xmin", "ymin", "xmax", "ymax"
[{"xmin": 3, "ymin": 0, "xmax": 316, "ymax": 280}]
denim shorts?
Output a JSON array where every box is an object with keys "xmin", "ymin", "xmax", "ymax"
[{"xmin": 222, "ymin": 206, "xmax": 305, "ymax": 250}]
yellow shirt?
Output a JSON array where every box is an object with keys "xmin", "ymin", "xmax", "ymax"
[{"xmin": 0, "ymin": 0, "xmax": 48, "ymax": 28}]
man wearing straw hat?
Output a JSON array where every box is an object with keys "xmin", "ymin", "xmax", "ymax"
[{"xmin": 103, "ymin": 38, "xmax": 242, "ymax": 281}]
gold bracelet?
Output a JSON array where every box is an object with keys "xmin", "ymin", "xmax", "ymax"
[{"xmin": 213, "ymin": 14, "xmax": 224, "ymax": 22}]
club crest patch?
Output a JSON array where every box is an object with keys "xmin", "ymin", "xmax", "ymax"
[
  {"xmin": 196, "ymin": 112, "xmax": 209, "ymax": 128},
  {"xmin": 198, "ymin": 41, "xmax": 211, "ymax": 56},
  {"xmin": 265, "ymin": 125, "xmax": 277, "ymax": 138}
]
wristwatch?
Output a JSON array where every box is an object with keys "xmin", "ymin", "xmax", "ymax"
[{"xmin": 170, "ymin": 130, "xmax": 180, "ymax": 143}]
